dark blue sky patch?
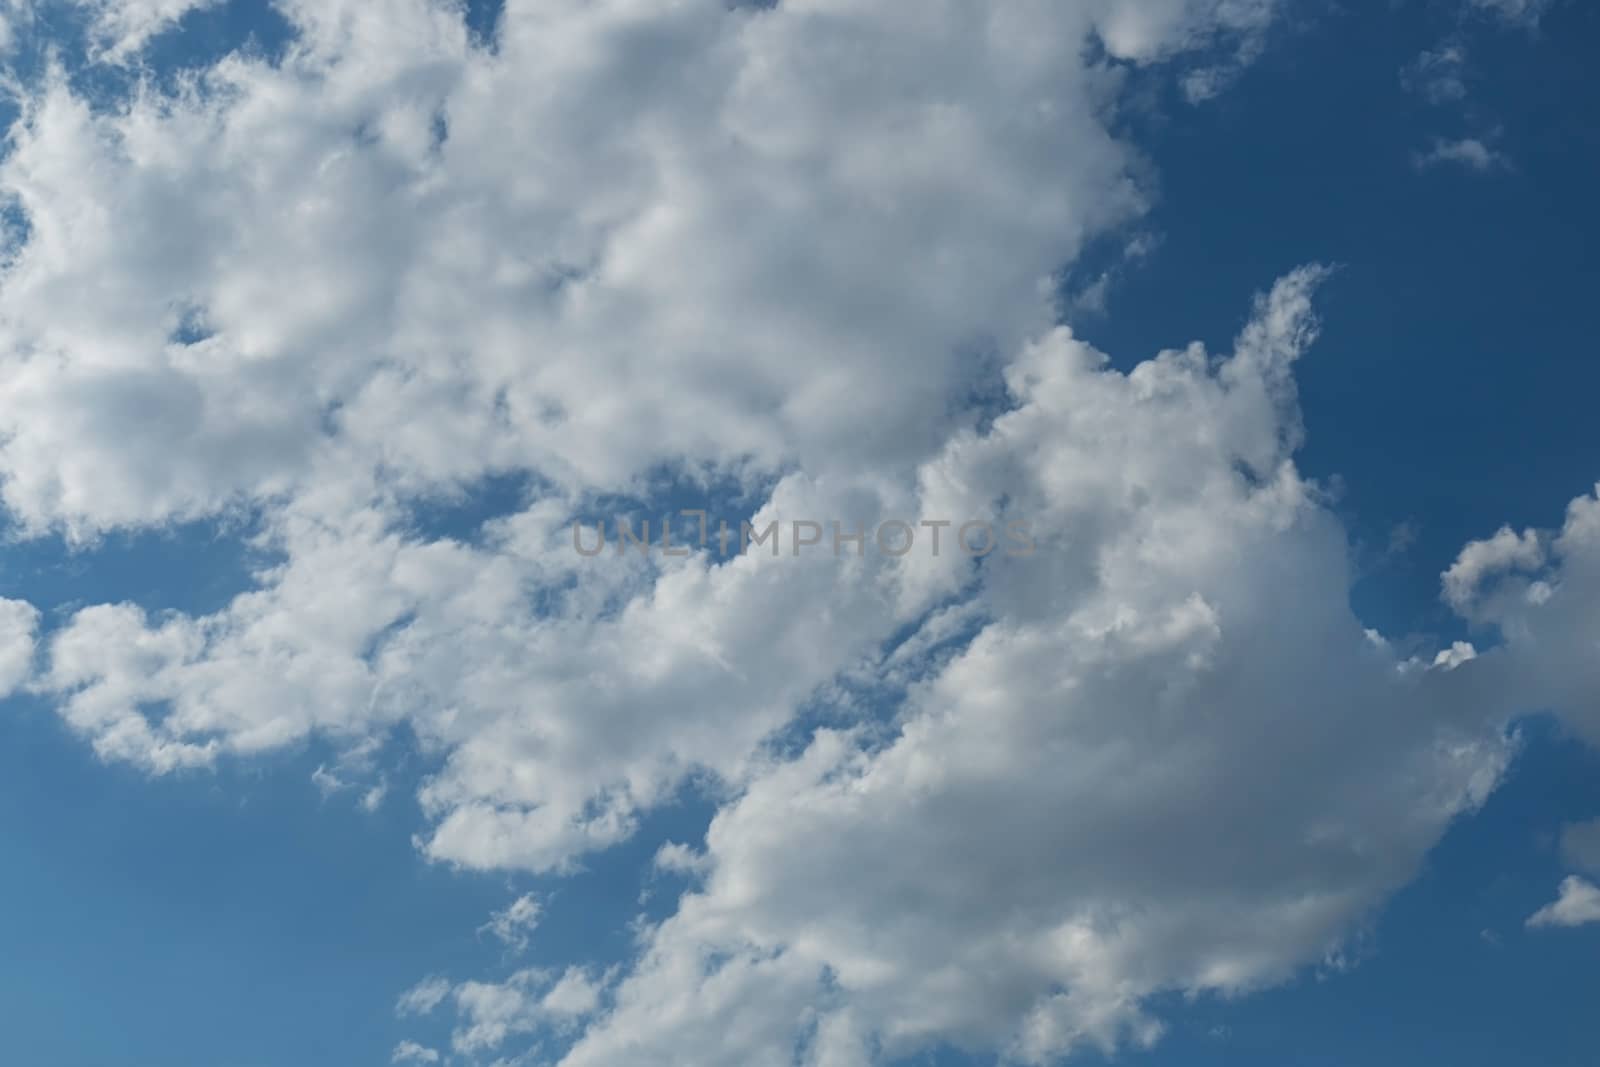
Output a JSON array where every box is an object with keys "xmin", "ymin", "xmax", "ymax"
[
  {"xmin": 395, "ymin": 469, "xmax": 544, "ymax": 548},
  {"xmin": 137, "ymin": 0, "xmax": 297, "ymax": 78},
  {"xmin": 0, "ymin": 511, "xmax": 274, "ymax": 624},
  {"xmin": 462, "ymin": 0, "xmax": 505, "ymax": 52}
]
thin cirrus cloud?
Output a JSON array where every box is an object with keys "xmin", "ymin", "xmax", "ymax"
[
  {"xmin": 0, "ymin": 1, "xmax": 1595, "ymax": 1065},
  {"xmin": 1467, "ymin": 0, "xmax": 1553, "ymax": 28}
]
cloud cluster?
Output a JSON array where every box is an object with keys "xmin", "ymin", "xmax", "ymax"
[
  {"xmin": 4, "ymin": 0, "xmax": 1306, "ymax": 870},
  {"xmin": 453, "ymin": 966, "xmax": 606, "ymax": 1055},
  {"xmin": 0, "ymin": 0, "xmax": 1209, "ymax": 539},
  {"xmin": 1403, "ymin": 0, "xmax": 1552, "ymax": 172},
  {"xmin": 552, "ymin": 270, "xmax": 1518, "ymax": 1067},
  {"xmin": 1, "ymin": 2, "xmax": 1595, "ymax": 1065}
]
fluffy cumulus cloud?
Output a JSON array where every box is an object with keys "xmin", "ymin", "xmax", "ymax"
[
  {"xmin": 0, "ymin": 0, "xmax": 1163, "ymax": 537},
  {"xmin": 1, "ymin": 1, "xmax": 1597, "ymax": 1065},
  {"xmin": 1525, "ymin": 819, "xmax": 1600, "ymax": 935},
  {"xmin": 554, "ymin": 271, "xmax": 1518, "ymax": 1067},
  {"xmin": 1444, "ymin": 485, "xmax": 1600, "ymax": 746},
  {"xmin": 1527, "ymin": 877, "xmax": 1600, "ymax": 929},
  {"xmin": 2, "ymin": 0, "xmax": 1304, "ymax": 866}
]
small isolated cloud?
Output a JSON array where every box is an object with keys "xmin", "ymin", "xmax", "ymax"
[
  {"xmin": 1432, "ymin": 641, "xmax": 1478, "ymax": 669},
  {"xmin": 359, "ymin": 781, "xmax": 388, "ymax": 813},
  {"xmin": 309, "ymin": 765, "xmax": 344, "ymax": 797},
  {"xmin": 310, "ymin": 737, "xmax": 387, "ymax": 812},
  {"xmin": 1414, "ymin": 137, "xmax": 1510, "ymax": 173},
  {"xmin": 1527, "ymin": 877, "xmax": 1600, "ymax": 929},
  {"xmin": 396, "ymin": 976, "xmax": 452, "ymax": 1018},
  {"xmin": 481, "ymin": 893, "xmax": 542, "ymax": 954},
  {"xmin": 391, "ymin": 1041, "xmax": 441, "ymax": 1065},
  {"xmin": 652, "ymin": 841, "xmax": 711, "ymax": 879},
  {"xmin": 1402, "ymin": 41, "xmax": 1470, "ymax": 104}
]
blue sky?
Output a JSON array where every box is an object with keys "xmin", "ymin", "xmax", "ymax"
[{"xmin": 1, "ymin": 2, "xmax": 1598, "ymax": 1065}]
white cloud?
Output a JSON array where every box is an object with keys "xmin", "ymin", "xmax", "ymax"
[
  {"xmin": 390, "ymin": 1040, "xmax": 441, "ymax": 1065},
  {"xmin": 0, "ymin": 597, "xmax": 39, "ymax": 697},
  {"xmin": 1433, "ymin": 641, "xmax": 1479, "ymax": 669},
  {"xmin": 1527, "ymin": 877, "xmax": 1600, "ymax": 929},
  {"xmin": 7, "ymin": 0, "xmax": 1304, "ymax": 878},
  {"xmin": 1441, "ymin": 484, "xmax": 1600, "ymax": 748},
  {"xmin": 0, "ymin": 0, "xmax": 1162, "ymax": 539},
  {"xmin": 396, "ymin": 975, "xmax": 452, "ymax": 1018},
  {"xmin": 452, "ymin": 967, "xmax": 605, "ymax": 1054},
  {"xmin": 359, "ymin": 780, "xmax": 388, "ymax": 812},
  {"xmin": 4, "ymin": 2, "xmax": 1597, "ymax": 1065},
  {"xmin": 0, "ymin": 0, "xmax": 1309, "ymax": 545},
  {"xmin": 1413, "ymin": 136, "xmax": 1510, "ymax": 173},
  {"xmin": 1443, "ymin": 525, "xmax": 1546, "ymax": 614},
  {"xmin": 554, "ymin": 271, "xmax": 1518, "ymax": 1067},
  {"xmin": 0, "ymin": 0, "xmax": 28, "ymax": 54},
  {"xmin": 482, "ymin": 893, "xmax": 542, "ymax": 955},
  {"xmin": 653, "ymin": 841, "xmax": 711, "ymax": 879}
]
